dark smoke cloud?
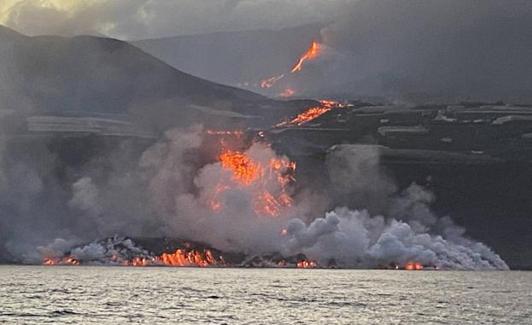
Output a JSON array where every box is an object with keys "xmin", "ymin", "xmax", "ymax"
[{"xmin": 314, "ymin": 0, "xmax": 532, "ymax": 103}]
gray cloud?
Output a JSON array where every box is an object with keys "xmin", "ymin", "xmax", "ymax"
[
  {"xmin": 0, "ymin": 0, "xmax": 354, "ymax": 40},
  {"xmin": 315, "ymin": 0, "xmax": 532, "ymax": 102}
]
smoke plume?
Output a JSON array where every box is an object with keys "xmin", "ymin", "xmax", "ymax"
[
  {"xmin": 313, "ymin": 0, "xmax": 532, "ymax": 103},
  {"xmin": 0, "ymin": 125, "xmax": 509, "ymax": 269}
]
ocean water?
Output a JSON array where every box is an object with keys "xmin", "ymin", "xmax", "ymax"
[{"xmin": 0, "ymin": 266, "xmax": 530, "ymax": 324}]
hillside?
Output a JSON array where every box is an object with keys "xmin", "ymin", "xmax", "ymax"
[
  {"xmin": 133, "ymin": 24, "xmax": 324, "ymax": 90},
  {"xmin": 0, "ymin": 25, "xmax": 301, "ymax": 131}
]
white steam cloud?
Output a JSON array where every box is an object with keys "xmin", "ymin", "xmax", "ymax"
[{"xmin": 133, "ymin": 127, "xmax": 508, "ymax": 269}]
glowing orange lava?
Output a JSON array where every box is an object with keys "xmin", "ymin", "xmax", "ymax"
[
  {"xmin": 276, "ymin": 106, "xmax": 331, "ymax": 127},
  {"xmin": 297, "ymin": 260, "xmax": 318, "ymax": 268},
  {"xmin": 43, "ymin": 256, "xmax": 80, "ymax": 266},
  {"xmin": 319, "ymin": 99, "xmax": 342, "ymax": 108},
  {"xmin": 260, "ymin": 74, "xmax": 285, "ymax": 89},
  {"xmin": 212, "ymin": 146, "xmax": 296, "ymax": 217},
  {"xmin": 291, "ymin": 41, "xmax": 322, "ymax": 73},
  {"xmin": 219, "ymin": 150, "xmax": 262, "ymax": 185},
  {"xmin": 157, "ymin": 249, "xmax": 222, "ymax": 267},
  {"xmin": 43, "ymin": 248, "xmax": 224, "ymax": 267},
  {"xmin": 276, "ymin": 99, "xmax": 344, "ymax": 127},
  {"xmin": 125, "ymin": 249, "xmax": 222, "ymax": 267},
  {"xmin": 404, "ymin": 262, "xmax": 424, "ymax": 271},
  {"xmin": 257, "ymin": 41, "xmax": 323, "ymax": 91},
  {"xmin": 279, "ymin": 88, "xmax": 296, "ymax": 98}
]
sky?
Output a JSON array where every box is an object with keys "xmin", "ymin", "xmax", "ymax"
[
  {"xmin": 1, "ymin": 0, "xmax": 531, "ymax": 102},
  {"xmin": 0, "ymin": 0, "xmax": 354, "ymax": 40}
]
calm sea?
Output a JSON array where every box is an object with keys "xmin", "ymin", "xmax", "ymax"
[{"xmin": 0, "ymin": 266, "xmax": 530, "ymax": 324}]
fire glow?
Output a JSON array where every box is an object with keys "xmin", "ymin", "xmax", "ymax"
[
  {"xmin": 128, "ymin": 249, "xmax": 223, "ymax": 267},
  {"xmin": 212, "ymin": 145, "xmax": 296, "ymax": 217},
  {"xmin": 297, "ymin": 260, "xmax": 318, "ymax": 269},
  {"xmin": 279, "ymin": 88, "xmax": 296, "ymax": 98},
  {"xmin": 260, "ymin": 74, "xmax": 285, "ymax": 89},
  {"xmin": 291, "ymin": 41, "xmax": 322, "ymax": 73},
  {"xmin": 219, "ymin": 150, "xmax": 262, "ymax": 185},
  {"xmin": 277, "ymin": 99, "xmax": 341, "ymax": 127},
  {"xmin": 404, "ymin": 262, "xmax": 424, "ymax": 271},
  {"xmin": 259, "ymin": 40, "xmax": 323, "ymax": 91},
  {"xmin": 43, "ymin": 256, "xmax": 80, "ymax": 266},
  {"xmin": 44, "ymin": 248, "xmax": 224, "ymax": 268}
]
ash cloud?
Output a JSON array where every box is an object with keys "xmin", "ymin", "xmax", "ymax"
[
  {"xmin": 314, "ymin": 0, "xmax": 532, "ymax": 103},
  {"xmin": 3, "ymin": 1, "xmax": 531, "ymax": 103}
]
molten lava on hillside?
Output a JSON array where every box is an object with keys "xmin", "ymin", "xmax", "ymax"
[
  {"xmin": 259, "ymin": 40, "xmax": 324, "ymax": 96},
  {"xmin": 212, "ymin": 145, "xmax": 296, "ymax": 217},
  {"xmin": 260, "ymin": 74, "xmax": 285, "ymax": 89},
  {"xmin": 276, "ymin": 99, "xmax": 342, "ymax": 127},
  {"xmin": 291, "ymin": 41, "xmax": 322, "ymax": 73}
]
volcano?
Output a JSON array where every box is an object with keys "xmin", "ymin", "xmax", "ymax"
[
  {"xmin": 0, "ymin": 25, "xmax": 308, "ymax": 132},
  {"xmin": 133, "ymin": 24, "xmax": 323, "ymax": 92}
]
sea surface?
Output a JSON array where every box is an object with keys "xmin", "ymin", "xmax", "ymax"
[{"xmin": 0, "ymin": 266, "xmax": 531, "ymax": 324}]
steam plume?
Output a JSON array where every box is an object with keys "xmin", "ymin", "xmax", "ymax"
[{"xmin": 0, "ymin": 126, "xmax": 509, "ymax": 269}]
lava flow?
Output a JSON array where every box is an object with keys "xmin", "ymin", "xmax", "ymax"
[
  {"xmin": 259, "ymin": 40, "xmax": 323, "ymax": 91},
  {"xmin": 44, "ymin": 248, "xmax": 224, "ymax": 268},
  {"xmin": 126, "ymin": 249, "xmax": 223, "ymax": 267},
  {"xmin": 291, "ymin": 41, "xmax": 322, "ymax": 73},
  {"xmin": 279, "ymin": 88, "xmax": 296, "ymax": 98},
  {"xmin": 212, "ymin": 145, "xmax": 296, "ymax": 217},
  {"xmin": 297, "ymin": 260, "xmax": 318, "ymax": 269},
  {"xmin": 43, "ymin": 256, "xmax": 80, "ymax": 266},
  {"xmin": 260, "ymin": 74, "xmax": 285, "ymax": 89},
  {"xmin": 276, "ymin": 99, "xmax": 341, "ymax": 127},
  {"xmin": 127, "ymin": 249, "xmax": 223, "ymax": 267},
  {"xmin": 404, "ymin": 262, "xmax": 424, "ymax": 271},
  {"xmin": 159, "ymin": 249, "xmax": 220, "ymax": 267},
  {"xmin": 219, "ymin": 150, "xmax": 263, "ymax": 185}
]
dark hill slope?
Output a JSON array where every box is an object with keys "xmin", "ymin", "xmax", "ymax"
[
  {"xmin": 0, "ymin": 25, "xmax": 303, "ymax": 131},
  {"xmin": 133, "ymin": 24, "xmax": 324, "ymax": 88}
]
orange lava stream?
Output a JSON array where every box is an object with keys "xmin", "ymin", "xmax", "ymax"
[
  {"xmin": 157, "ymin": 249, "xmax": 222, "ymax": 267},
  {"xmin": 291, "ymin": 41, "xmax": 322, "ymax": 73},
  {"xmin": 276, "ymin": 99, "xmax": 343, "ymax": 127},
  {"xmin": 44, "ymin": 249, "xmax": 224, "ymax": 267},
  {"xmin": 285, "ymin": 106, "xmax": 331, "ymax": 126},
  {"xmin": 260, "ymin": 74, "xmax": 285, "ymax": 89},
  {"xmin": 126, "ymin": 249, "xmax": 223, "ymax": 267},
  {"xmin": 258, "ymin": 41, "xmax": 323, "ymax": 91}
]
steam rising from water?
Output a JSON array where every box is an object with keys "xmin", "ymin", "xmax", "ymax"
[{"xmin": 0, "ymin": 127, "xmax": 508, "ymax": 269}]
